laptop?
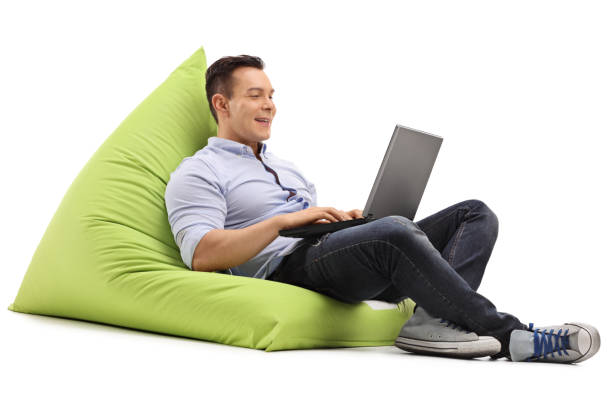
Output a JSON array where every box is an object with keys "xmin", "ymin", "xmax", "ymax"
[{"xmin": 279, "ymin": 124, "xmax": 443, "ymax": 238}]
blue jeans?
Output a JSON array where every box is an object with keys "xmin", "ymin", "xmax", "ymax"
[{"xmin": 268, "ymin": 199, "xmax": 528, "ymax": 357}]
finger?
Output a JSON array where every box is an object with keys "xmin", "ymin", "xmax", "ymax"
[
  {"xmin": 322, "ymin": 210, "xmax": 339, "ymax": 222},
  {"xmin": 329, "ymin": 212, "xmax": 342, "ymax": 222},
  {"xmin": 350, "ymin": 209, "xmax": 364, "ymax": 219},
  {"xmin": 327, "ymin": 208, "xmax": 344, "ymax": 222},
  {"xmin": 323, "ymin": 208, "xmax": 340, "ymax": 222},
  {"xmin": 347, "ymin": 209, "xmax": 359, "ymax": 219},
  {"xmin": 331, "ymin": 208, "xmax": 351, "ymax": 221},
  {"xmin": 340, "ymin": 210, "xmax": 353, "ymax": 220}
]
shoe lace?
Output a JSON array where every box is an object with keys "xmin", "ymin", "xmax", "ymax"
[
  {"xmin": 439, "ymin": 318, "xmax": 471, "ymax": 334},
  {"xmin": 526, "ymin": 323, "xmax": 570, "ymax": 361}
]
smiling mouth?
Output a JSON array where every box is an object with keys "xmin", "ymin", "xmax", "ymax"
[{"xmin": 255, "ymin": 118, "xmax": 271, "ymax": 127}]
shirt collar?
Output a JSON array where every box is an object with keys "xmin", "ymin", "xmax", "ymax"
[{"xmin": 207, "ymin": 136, "xmax": 268, "ymax": 158}]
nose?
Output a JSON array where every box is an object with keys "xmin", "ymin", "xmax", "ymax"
[{"xmin": 263, "ymin": 97, "xmax": 275, "ymax": 111}]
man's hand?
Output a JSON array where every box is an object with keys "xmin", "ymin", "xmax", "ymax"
[
  {"xmin": 274, "ymin": 207, "xmax": 364, "ymax": 230},
  {"xmin": 346, "ymin": 209, "xmax": 364, "ymax": 219},
  {"xmin": 318, "ymin": 208, "xmax": 364, "ymax": 222}
]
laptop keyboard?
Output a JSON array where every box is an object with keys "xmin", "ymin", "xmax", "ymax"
[{"xmin": 278, "ymin": 215, "xmax": 376, "ymax": 238}]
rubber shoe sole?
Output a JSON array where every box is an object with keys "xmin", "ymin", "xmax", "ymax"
[{"xmin": 395, "ymin": 335, "xmax": 501, "ymax": 359}]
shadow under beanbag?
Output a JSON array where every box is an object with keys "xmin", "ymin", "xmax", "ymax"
[{"xmin": 8, "ymin": 46, "xmax": 415, "ymax": 351}]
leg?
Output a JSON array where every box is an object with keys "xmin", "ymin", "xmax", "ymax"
[
  {"xmin": 415, "ymin": 199, "xmax": 498, "ymax": 291},
  {"xmin": 269, "ymin": 211, "xmax": 526, "ymax": 355},
  {"xmin": 370, "ymin": 198, "xmax": 497, "ymax": 304}
]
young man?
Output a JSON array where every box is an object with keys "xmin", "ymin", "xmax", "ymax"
[{"xmin": 164, "ymin": 54, "xmax": 600, "ymax": 364}]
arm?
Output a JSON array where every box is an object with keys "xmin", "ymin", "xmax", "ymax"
[
  {"xmin": 192, "ymin": 206, "xmax": 362, "ymax": 271},
  {"xmin": 192, "ymin": 215, "xmax": 283, "ymax": 272}
]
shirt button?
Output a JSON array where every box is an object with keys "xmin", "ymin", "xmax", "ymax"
[{"xmin": 303, "ymin": 202, "xmax": 309, "ymax": 209}]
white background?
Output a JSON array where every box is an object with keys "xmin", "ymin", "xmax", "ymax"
[{"xmin": 1, "ymin": 0, "xmax": 610, "ymax": 406}]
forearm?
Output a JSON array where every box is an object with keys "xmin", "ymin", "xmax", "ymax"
[{"xmin": 192, "ymin": 215, "xmax": 283, "ymax": 272}]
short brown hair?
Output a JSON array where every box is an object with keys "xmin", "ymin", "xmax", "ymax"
[{"xmin": 205, "ymin": 55, "xmax": 265, "ymax": 124}]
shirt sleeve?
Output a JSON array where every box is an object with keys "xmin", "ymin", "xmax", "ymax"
[{"xmin": 164, "ymin": 160, "xmax": 226, "ymax": 270}]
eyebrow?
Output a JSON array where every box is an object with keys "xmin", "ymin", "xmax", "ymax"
[{"xmin": 246, "ymin": 87, "xmax": 275, "ymax": 93}]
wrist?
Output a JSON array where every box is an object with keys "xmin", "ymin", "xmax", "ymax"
[{"xmin": 269, "ymin": 214, "xmax": 285, "ymax": 233}]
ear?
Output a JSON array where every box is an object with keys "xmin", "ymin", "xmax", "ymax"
[{"xmin": 212, "ymin": 93, "xmax": 228, "ymax": 115}]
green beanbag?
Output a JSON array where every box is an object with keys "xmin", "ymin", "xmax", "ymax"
[{"xmin": 8, "ymin": 46, "xmax": 414, "ymax": 351}]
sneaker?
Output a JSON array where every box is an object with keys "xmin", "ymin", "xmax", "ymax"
[
  {"xmin": 394, "ymin": 306, "xmax": 501, "ymax": 358},
  {"xmin": 509, "ymin": 322, "xmax": 601, "ymax": 363}
]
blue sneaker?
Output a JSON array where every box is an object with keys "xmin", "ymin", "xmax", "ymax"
[{"xmin": 509, "ymin": 322, "xmax": 601, "ymax": 363}]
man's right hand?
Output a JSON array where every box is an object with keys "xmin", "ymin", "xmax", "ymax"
[{"xmin": 274, "ymin": 206, "xmax": 363, "ymax": 231}]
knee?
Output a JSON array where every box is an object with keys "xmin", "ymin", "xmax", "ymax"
[
  {"xmin": 377, "ymin": 215, "xmax": 425, "ymax": 248},
  {"xmin": 382, "ymin": 215, "xmax": 418, "ymax": 230},
  {"xmin": 464, "ymin": 199, "xmax": 499, "ymax": 237}
]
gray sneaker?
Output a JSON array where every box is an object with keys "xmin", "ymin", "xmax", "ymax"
[
  {"xmin": 509, "ymin": 322, "xmax": 601, "ymax": 363},
  {"xmin": 394, "ymin": 306, "xmax": 501, "ymax": 358}
]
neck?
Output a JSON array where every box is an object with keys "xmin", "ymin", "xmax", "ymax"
[{"xmin": 216, "ymin": 125, "xmax": 263, "ymax": 158}]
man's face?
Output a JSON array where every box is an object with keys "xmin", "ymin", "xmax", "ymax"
[{"xmin": 213, "ymin": 66, "xmax": 276, "ymax": 147}]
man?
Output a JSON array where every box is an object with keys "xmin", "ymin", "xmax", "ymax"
[{"xmin": 164, "ymin": 54, "xmax": 600, "ymax": 364}]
